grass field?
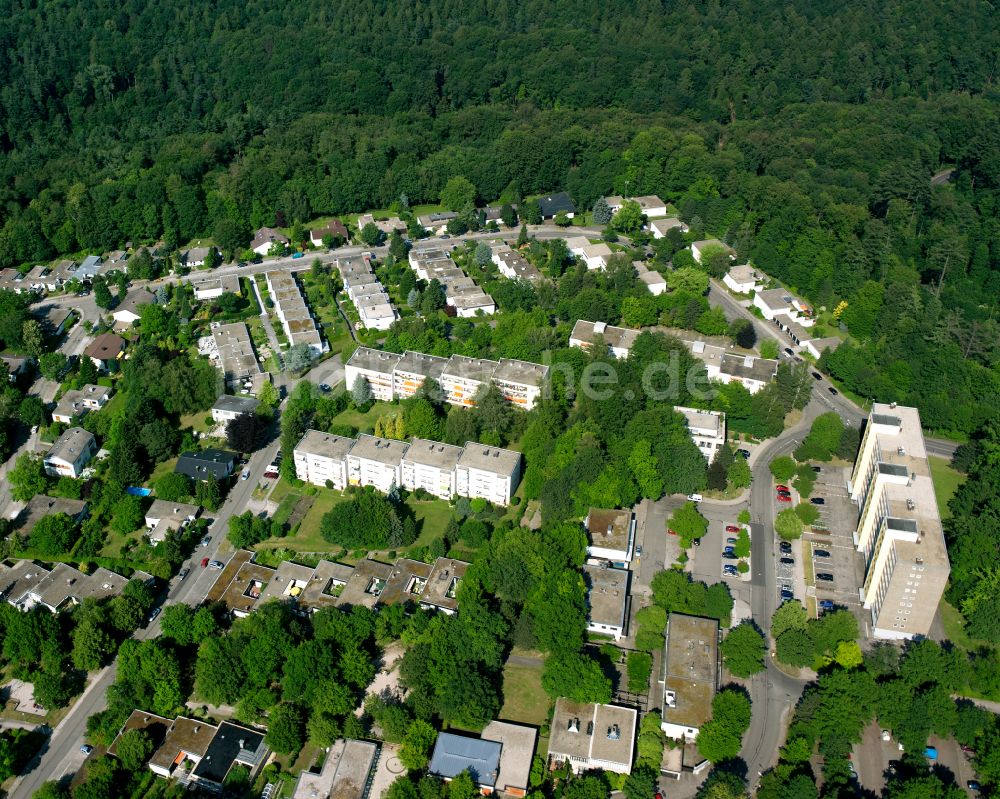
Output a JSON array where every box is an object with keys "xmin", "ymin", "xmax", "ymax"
[
  {"xmin": 929, "ymin": 456, "xmax": 965, "ymax": 520},
  {"xmin": 330, "ymin": 401, "xmax": 397, "ymax": 434},
  {"xmin": 500, "ymin": 662, "xmax": 550, "ymax": 727},
  {"xmin": 939, "ymin": 600, "xmax": 981, "ymax": 652}
]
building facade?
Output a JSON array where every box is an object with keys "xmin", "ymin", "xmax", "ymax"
[{"xmin": 674, "ymin": 407, "xmax": 726, "ymax": 464}]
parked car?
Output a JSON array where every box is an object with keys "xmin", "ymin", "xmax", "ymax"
[
  {"xmin": 667, "ymin": 528, "xmax": 678, "ymax": 536},
  {"xmin": 726, "ymin": 537, "xmax": 737, "ymax": 544},
  {"xmin": 780, "ymin": 541, "xmax": 792, "ymax": 554},
  {"xmin": 722, "ymin": 552, "xmax": 737, "ymax": 560},
  {"xmin": 635, "ymin": 545, "xmax": 642, "ymax": 556},
  {"xmin": 209, "ymin": 560, "xmax": 224, "ymax": 570},
  {"xmin": 811, "ymin": 465, "xmax": 821, "ymax": 472},
  {"xmin": 779, "ymin": 589, "xmax": 794, "ymax": 600},
  {"xmin": 241, "ymin": 469, "xmax": 250, "ymax": 481},
  {"xmin": 816, "ymin": 572, "xmax": 834, "ymax": 582},
  {"xmin": 723, "ymin": 546, "xmax": 735, "ymax": 554},
  {"xmin": 692, "ymin": 538, "xmax": 701, "ymax": 547},
  {"xmin": 818, "ymin": 599, "xmax": 835, "ymax": 610},
  {"xmin": 777, "ymin": 495, "xmax": 791, "ymax": 502},
  {"xmin": 814, "ymin": 549, "xmax": 831, "ymax": 558},
  {"xmin": 810, "ymin": 497, "xmax": 826, "ymax": 505},
  {"xmin": 738, "ymin": 448, "xmax": 751, "ymax": 459},
  {"xmin": 777, "ymin": 488, "xmax": 792, "ymax": 495},
  {"xmin": 723, "ymin": 565, "xmax": 739, "ymax": 576},
  {"xmin": 812, "ymin": 371, "xmax": 822, "ymax": 380},
  {"xmin": 201, "ymin": 557, "xmax": 210, "ymax": 568},
  {"xmin": 80, "ymin": 744, "xmax": 93, "ymax": 755},
  {"xmin": 784, "ymin": 347, "xmax": 794, "ymax": 356},
  {"xmin": 178, "ymin": 567, "xmax": 190, "ymax": 580},
  {"xmin": 319, "ymin": 383, "xmax": 331, "ymax": 392},
  {"xmin": 148, "ymin": 607, "xmax": 161, "ymax": 623},
  {"xmin": 924, "ymin": 746, "xmax": 938, "ymax": 760},
  {"xmin": 725, "ymin": 525, "xmax": 740, "ymax": 533},
  {"xmin": 968, "ymin": 781, "xmax": 981, "ymax": 793},
  {"xmin": 828, "ymin": 387, "xmax": 839, "ymax": 395},
  {"xmin": 291, "ymin": 251, "xmax": 304, "ymax": 259},
  {"xmin": 780, "ymin": 557, "xmax": 794, "ymax": 565},
  {"xmin": 775, "ymin": 484, "xmax": 790, "ymax": 492},
  {"xmin": 687, "ymin": 493, "xmax": 703, "ymax": 502},
  {"xmin": 201, "ymin": 535, "xmax": 212, "ymax": 547}
]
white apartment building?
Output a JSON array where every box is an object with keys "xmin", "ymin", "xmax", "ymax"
[
  {"xmin": 674, "ymin": 406, "xmax": 726, "ymax": 463},
  {"xmin": 264, "ymin": 271, "xmax": 326, "ymax": 354},
  {"xmin": 294, "ymin": 430, "xmax": 356, "ymax": 489},
  {"xmin": 583, "ymin": 564, "xmax": 629, "ymax": 641},
  {"xmin": 211, "ymin": 395, "xmax": 260, "ymax": 423},
  {"xmin": 847, "ymin": 404, "xmax": 949, "ymax": 640},
  {"xmin": 548, "ymin": 700, "xmax": 637, "ymax": 775},
  {"xmin": 492, "ymin": 359, "xmax": 549, "ymax": 410},
  {"xmin": 345, "ymin": 347, "xmax": 401, "ymax": 402},
  {"xmin": 440, "ymin": 355, "xmax": 499, "ymax": 407},
  {"xmin": 348, "ymin": 435, "xmax": 410, "ymax": 493},
  {"xmin": 456, "ymin": 443, "xmax": 522, "ymax": 506},
  {"xmin": 393, "ymin": 351, "xmax": 448, "ymax": 399},
  {"xmin": 43, "ymin": 427, "xmax": 97, "ymax": 478},
  {"xmin": 401, "ymin": 439, "xmax": 464, "ymax": 500}
]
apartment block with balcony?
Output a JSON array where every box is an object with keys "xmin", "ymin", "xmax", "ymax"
[
  {"xmin": 344, "ymin": 347, "xmax": 401, "ymax": 402},
  {"xmin": 674, "ymin": 406, "xmax": 726, "ymax": 464},
  {"xmin": 493, "ymin": 359, "xmax": 549, "ymax": 411},
  {"xmin": 393, "ymin": 351, "xmax": 449, "ymax": 399},
  {"xmin": 401, "ymin": 438, "xmax": 464, "ymax": 500},
  {"xmin": 294, "ymin": 430, "xmax": 356, "ymax": 489},
  {"xmin": 440, "ymin": 355, "xmax": 499, "ymax": 407},
  {"xmin": 847, "ymin": 403, "xmax": 949, "ymax": 640},
  {"xmin": 455, "ymin": 442, "xmax": 522, "ymax": 506},
  {"xmin": 348, "ymin": 435, "xmax": 410, "ymax": 493}
]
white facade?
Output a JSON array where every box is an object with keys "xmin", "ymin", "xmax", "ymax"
[
  {"xmin": 401, "ymin": 439, "xmax": 463, "ymax": 500},
  {"xmin": 293, "ymin": 431, "xmax": 354, "ymax": 490},
  {"xmin": 456, "ymin": 443, "xmax": 522, "ymax": 506},
  {"xmin": 43, "ymin": 427, "xmax": 97, "ymax": 478},
  {"xmin": 566, "ymin": 237, "xmax": 613, "ymax": 270},
  {"xmin": 722, "ymin": 264, "xmax": 763, "ymax": 295},
  {"xmin": 440, "ymin": 355, "xmax": 499, "ymax": 407},
  {"xmin": 690, "ymin": 239, "xmax": 734, "ymax": 264},
  {"xmin": 348, "ymin": 435, "xmax": 409, "ymax": 493},
  {"xmin": 344, "ymin": 347, "xmax": 400, "ymax": 402},
  {"xmin": 649, "ymin": 218, "xmax": 689, "ymax": 239},
  {"xmin": 674, "ymin": 406, "xmax": 726, "ymax": 463}
]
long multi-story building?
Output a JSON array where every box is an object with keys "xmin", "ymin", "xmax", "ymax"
[
  {"xmin": 847, "ymin": 403, "xmax": 949, "ymax": 640},
  {"xmin": 294, "ymin": 430, "xmax": 522, "ymax": 505},
  {"xmin": 346, "ymin": 347, "xmax": 548, "ymax": 410}
]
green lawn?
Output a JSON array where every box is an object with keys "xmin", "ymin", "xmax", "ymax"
[
  {"xmin": 940, "ymin": 600, "xmax": 981, "ymax": 652},
  {"xmin": 408, "ymin": 497, "xmax": 454, "ymax": 546},
  {"xmin": 257, "ymin": 489, "xmax": 352, "ymax": 552},
  {"xmin": 929, "ymin": 456, "xmax": 965, "ymax": 520},
  {"xmin": 499, "ymin": 662, "xmax": 551, "ymax": 727},
  {"xmin": 329, "ymin": 401, "xmax": 397, "ymax": 434}
]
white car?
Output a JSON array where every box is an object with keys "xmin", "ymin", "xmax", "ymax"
[
  {"xmin": 241, "ymin": 469, "xmax": 250, "ymax": 480},
  {"xmin": 687, "ymin": 493, "xmax": 703, "ymax": 503}
]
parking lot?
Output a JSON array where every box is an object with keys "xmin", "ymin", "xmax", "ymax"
[
  {"xmin": 853, "ymin": 724, "xmax": 979, "ymax": 796},
  {"xmin": 800, "ymin": 465, "xmax": 867, "ymax": 628}
]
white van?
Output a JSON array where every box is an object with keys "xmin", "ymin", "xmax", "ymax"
[{"xmin": 687, "ymin": 493, "xmax": 703, "ymax": 503}]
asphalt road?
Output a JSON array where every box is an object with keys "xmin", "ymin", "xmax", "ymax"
[{"xmin": 10, "ymin": 438, "xmax": 280, "ymax": 799}]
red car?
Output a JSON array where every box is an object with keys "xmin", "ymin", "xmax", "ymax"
[
  {"xmin": 725, "ymin": 525, "xmax": 740, "ymax": 533},
  {"xmin": 775, "ymin": 484, "xmax": 790, "ymax": 492},
  {"xmin": 201, "ymin": 557, "xmax": 210, "ymax": 568},
  {"xmin": 667, "ymin": 528, "xmax": 678, "ymax": 536},
  {"xmin": 776, "ymin": 495, "xmax": 791, "ymax": 502}
]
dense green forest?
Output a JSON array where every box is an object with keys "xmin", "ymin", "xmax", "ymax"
[{"xmin": 1, "ymin": 0, "xmax": 999, "ymax": 433}]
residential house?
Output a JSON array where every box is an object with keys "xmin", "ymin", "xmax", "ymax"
[
  {"xmin": 52, "ymin": 384, "xmax": 112, "ymax": 424},
  {"xmin": 357, "ymin": 294, "xmax": 399, "ymax": 330},
  {"xmin": 401, "ymin": 438, "xmax": 464, "ymax": 500},
  {"xmin": 188, "ymin": 721, "xmax": 268, "ymax": 791},
  {"xmin": 565, "ymin": 237, "xmax": 613, "ymax": 270},
  {"xmin": 256, "ymin": 560, "xmax": 316, "ymax": 608},
  {"xmin": 211, "ymin": 394, "xmax": 260, "ymax": 423},
  {"xmin": 455, "ymin": 443, "xmax": 521, "ymax": 506},
  {"xmin": 108, "ymin": 711, "xmax": 171, "ymax": 762},
  {"xmin": 428, "ymin": 734, "xmax": 502, "ymax": 793},
  {"xmin": 147, "ymin": 717, "xmax": 219, "ymax": 780},
  {"xmin": 569, "ymin": 320, "xmax": 639, "ymax": 359},
  {"xmin": 23, "ymin": 265, "xmax": 54, "ymax": 293},
  {"xmin": 722, "ymin": 264, "xmax": 763, "ymax": 295},
  {"xmin": 634, "ymin": 263, "xmax": 666, "ymax": 296},
  {"xmin": 144, "ymin": 500, "xmax": 200, "ymax": 544},
  {"xmin": 449, "ymin": 286, "xmax": 496, "ymax": 317},
  {"xmin": 182, "ymin": 246, "xmax": 215, "ymax": 268},
  {"xmin": 112, "ymin": 287, "xmax": 153, "ymax": 329},
  {"xmin": 491, "ymin": 244, "xmax": 543, "ymax": 282},
  {"xmin": 440, "ymin": 355, "xmax": 499, "ymax": 407},
  {"xmin": 408, "ymin": 247, "xmax": 453, "ymax": 278},
  {"xmin": 0, "ymin": 355, "xmax": 31, "ymax": 382},
  {"xmin": 492, "ymin": 359, "xmax": 549, "ymax": 410},
  {"xmin": 753, "ymin": 288, "xmax": 813, "ymax": 326},
  {"xmin": 43, "ymin": 427, "xmax": 97, "ymax": 478},
  {"xmin": 192, "ymin": 274, "xmax": 240, "ymax": 301},
  {"xmin": 419, "ymin": 558, "xmax": 468, "ymax": 615},
  {"xmin": 649, "ymin": 217, "xmax": 689, "ymax": 239},
  {"xmin": 15, "ymin": 496, "xmax": 88, "ymax": 537},
  {"xmin": 106, "ymin": 250, "xmax": 129, "ymax": 265},
  {"xmin": 357, "ymin": 214, "xmax": 406, "ymax": 236},
  {"xmin": 251, "ymin": 227, "xmax": 289, "ymax": 255},
  {"xmin": 548, "ymin": 700, "xmax": 636, "ymax": 774},
  {"xmin": 716, "ymin": 352, "xmax": 778, "ymax": 395},
  {"xmin": 803, "ymin": 337, "xmax": 842, "ymax": 359},
  {"xmin": 174, "ymin": 449, "xmax": 236, "ymax": 481},
  {"xmin": 77, "ymin": 255, "xmax": 103, "ymax": 281},
  {"xmin": 538, "ymin": 192, "xmax": 576, "ymax": 220},
  {"xmin": 309, "ymin": 220, "xmax": 349, "ymax": 246},
  {"xmin": 83, "ymin": 333, "xmax": 125, "ymax": 372},
  {"xmin": 690, "ymin": 239, "xmax": 735, "ymax": 264},
  {"xmin": 583, "ymin": 564, "xmax": 629, "ymax": 641},
  {"xmin": 264, "ymin": 271, "xmax": 325, "ymax": 354},
  {"xmin": 31, "ymin": 305, "xmax": 73, "ymax": 336},
  {"xmin": 345, "ymin": 347, "xmax": 401, "ymax": 402},
  {"xmin": 605, "ymin": 195, "xmax": 667, "ymax": 218},
  {"xmin": 393, "ymin": 350, "xmax": 448, "ymax": 399},
  {"xmin": 348, "ymin": 435, "xmax": 410, "ymax": 493},
  {"xmin": 52, "ymin": 259, "xmax": 78, "ymax": 284},
  {"xmin": 0, "ymin": 558, "xmax": 139, "ymax": 613},
  {"xmin": 416, "ymin": 211, "xmax": 458, "ymax": 234},
  {"xmin": 337, "ymin": 558, "xmax": 395, "ymax": 608},
  {"xmin": 293, "ymin": 430, "xmax": 356, "ymax": 489},
  {"xmin": 661, "ymin": 614, "xmax": 719, "ymax": 741},
  {"xmin": 847, "ymin": 404, "xmax": 950, "ymax": 639},
  {"xmin": 211, "ymin": 322, "xmax": 262, "ymax": 387},
  {"xmin": 585, "ymin": 508, "xmax": 636, "ymax": 566},
  {"xmin": 674, "ymin": 406, "xmax": 726, "ymax": 464},
  {"xmin": 292, "ymin": 739, "xmax": 379, "ymax": 799}
]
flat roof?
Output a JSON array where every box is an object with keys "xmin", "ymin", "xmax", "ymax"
[
  {"xmin": 298, "ymin": 559, "xmax": 356, "ymax": 609},
  {"xmin": 404, "ymin": 438, "xmax": 464, "ymax": 470},
  {"xmin": 457, "ymin": 443, "xmax": 521, "ymax": 476},
  {"xmin": 192, "ymin": 720, "xmax": 266, "ymax": 784},
  {"xmin": 755, "ymin": 288, "xmax": 793, "ymax": 310},
  {"xmin": 213, "ymin": 394, "xmax": 260, "ymax": 414},
  {"xmin": 726, "ymin": 264, "xmax": 761, "ymax": 283},
  {"xmin": 442, "ymin": 354, "xmax": 499, "ymax": 383},
  {"xmin": 494, "ymin": 359, "xmax": 550, "ymax": 388},
  {"xmin": 108, "ymin": 710, "xmax": 171, "ymax": 758},
  {"xmin": 256, "ymin": 560, "xmax": 316, "ymax": 605},
  {"xmin": 674, "ymin": 406, "xmax": 723, "ymax": 435},
  {"xmin": 378, "ymin": 559, "xmax": 434, "ymax": 607},
  {"xmin": 481, "ymin": 721, "xmax": 537, "ymax": 793},
  {"xmin": 719, "ymin": 352, "xmax": 778, "ymax": 383},
  {"xmin": 662, "ymin": 613, "xmax": 719, "ymax": 731},
  {"xmin": 296, "ymin": 429, "xmax": 356, "ymax": 462},
  {"xmin": 395, "ymin": 350, "xmax": 448, "ymax": 379},
  {"xmin": 346, "ymin": 346, "xmax": 401, "ymax": 375},
  {"xmin": 548, "ymin": 700, "xmax": 636, "ymax": 767},
  {"xmin": 149, "ymin": 717, "xmax": 219, "ymax": 773},
  {"xmin": 583, "ymin": 565, "xmax": 629, "ymax": 629},
  {"xmin": 295, "ymin": 738, "xmax": 379, "ymax": 799},
  {"xmin": 349, "ymin": 434, "xmax": 410, "ymax": 466},
  {"xmin": 421, "ymin": 558, "xmax": 468, "ymax": 612},
  {"xmin": 145, "ymin": 499, "xmax": 200, "ymax": 523},
  {"xmin": 586, "ymin": 508, "xmax": 633, "ymax": 554},
  {"xmin": 337, "ymin": 558, "xmax": 394, "ymax": 608},
  {"xmin": 570, "ymin": 320, "xmax": 639, "ymax": 352}
]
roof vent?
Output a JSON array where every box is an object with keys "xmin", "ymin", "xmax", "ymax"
[
  {"xmin": 897, "ymin": 446, "xmax": 906, "ymax": 456},
  {"xmin": 665, "ymin": 690, "xmax": 676, "ymax": 708},
  {"xmin": 607, "ymin": 724, "xmax": 621, "ymax": 740},
  {"xmin": 744, "ymin": 356, "xmax": 754, "ymax": 367},
  {"xmin": 586, "ymin": 721, "xmax": 594, "ymax": 735},
  {"xmin": 906, "ymin": 499, "xmax": 915, "ymax": 510},
  {"xmin": 568, "ymin": 717, "xmax": 580, "ymax": 733}
]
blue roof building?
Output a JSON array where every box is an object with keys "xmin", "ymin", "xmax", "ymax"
[{"xmin": 428, "ymin": 732, "xmax": 502, "ymax": 788}]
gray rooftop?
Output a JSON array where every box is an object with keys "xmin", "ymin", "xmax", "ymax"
[
  {"xmin": 584, "ymin": 564, "xmax": 629, "ymax": 629},
  {"xmin": 494, "ymin": 358, "xmax": 550, "ymax": 388},
  {"xmin": 458, "ymin": 442, "xmax": 521, "ymax": 476},
  {"xmin": 349, "ymin": 434, "xmax": 410, "ymax": 466},
  {"xmin": 662, "ymin": 613, "xmax": 719, "ymax": 731},
  {"xmin": 429, "ymin": 733, "xmax": 502, "ymax": 786},
  {"xmin": 404, "ymin": 438, "xmax": 464, "ymax": 471},
  {"xmin": 346, "ymin": 346, "xmax": 401, "ymax": 375},
  {"xmin": 395, "ymin": 350, "xmax": 448, "ymax": 379},
  {"xmin": 442, "ymin": 354, "xmax": 499, "ymax": 383},
  {"xmin": 719, "ymin": 352, "xmax": 778, "ymax": 383},
  {"xmin": 295, "ymin": 429, "xmax": 356, "ymax": 462},
  {"xmin": 212, "ymin": 394, "xmax": 260, "ymax": 415},
  {"xmin": 548, "ymin": 700, "xmax": 636, "ymax": 768},
  {"xmin": 45, "ymin": 427, "xmax": 95, "ymax": 465}
]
